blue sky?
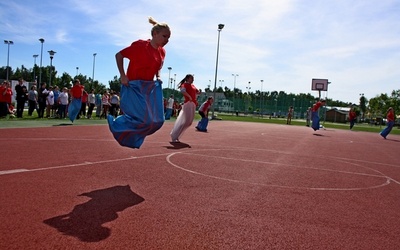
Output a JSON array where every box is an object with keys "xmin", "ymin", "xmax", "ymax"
[{"xmin": 1, "ymin": 0, "xmax": 399, "ymax": 103}]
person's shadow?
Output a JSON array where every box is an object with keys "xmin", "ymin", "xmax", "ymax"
[
  {"xmin": 165, "ymin": 141, "xmax": 191, "ymax": 149},
  {"xmin": 43, "ymin": 185, "xmax": 144, "ymax": 242}
]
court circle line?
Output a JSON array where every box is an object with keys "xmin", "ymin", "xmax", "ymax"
[{"xmin": 165, "ymin": 148, "xmax": 391, "ymax": 191}]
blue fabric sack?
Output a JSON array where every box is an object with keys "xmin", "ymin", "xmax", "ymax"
[
  {"xmin": 108, "ymin": 80, "xmax": 164, "ymax": 149},
  {"xmin": 196, "ymin": 117, "xmax": 209, "ymax": 132},
  {"xmin": 311, "ymin": 111, "xmax": 320, "ymax": 131},
  {"xmin": 68, "ymin": 98, "xmax": 81, "ymax": 122}
]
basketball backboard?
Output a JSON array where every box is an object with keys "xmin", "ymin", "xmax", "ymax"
[{"xmin": 311, "ymin": 79, "xmax": 328, "ymax": 91}]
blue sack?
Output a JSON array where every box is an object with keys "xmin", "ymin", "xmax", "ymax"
[
  {"xmin": 196, "ymin": 117, "xmax": 209, "ymax": 132},
  {"xmin": 311, "ymin": 111, "xmax": 320, "ymax": 131},
  {"xmin": 68, "ymin": 98, "xmax": 81, "ymax": 122},
  {"xmin": 107, "ymin": 80, "xmax": 164, "ymax": 149}
]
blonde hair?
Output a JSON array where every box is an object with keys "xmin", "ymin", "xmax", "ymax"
[{"xmin": 148, "ymin": 16, "xmax": 170, "ymax": 36}]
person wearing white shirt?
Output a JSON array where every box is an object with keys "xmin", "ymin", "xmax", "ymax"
[
  {"xmin": 87, "ymin": 89, "xmax": 96, "ymax": 119},
  {"xmin": 46, "ymin": 86, "xmax": 54, "ymax": 118},
  {"xmin": 58, "ymin": 87, "xmax": 69, "ymax": 119},
  {"xmin": 165, "ymin": 94, "xmax": 174, "ymax": 120}
]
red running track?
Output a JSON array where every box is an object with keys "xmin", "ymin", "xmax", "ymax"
[{"xmin": 1, "ymin": 121, "xmax": 400, "ymax": 249}]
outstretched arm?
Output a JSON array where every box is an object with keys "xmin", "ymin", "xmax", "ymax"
[{"xmin": 116, "ymin": 52, "xmax": 129, "ymax": 86}]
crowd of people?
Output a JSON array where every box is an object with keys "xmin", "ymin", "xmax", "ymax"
[{"xmin": 0, "ymin": 78, "xmax": 121, "ymax": 120}]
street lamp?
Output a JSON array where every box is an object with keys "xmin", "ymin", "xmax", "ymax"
[
  {"xmin": 173, "ymin": 74, "xmax": 176, "ymax": 90},
  {"xmin": 33, "ymin": 54, "xmax": 38, "ymax": 83},
  {"xmin": 4, "ymin": 40, "xmax": 14, "ymax": 81},
  {"xmin": 246, "ymin": 81, "xmax": 251, "ymax": 114},
  {"xmin": 211, "ymin": 23, "xmax": 225, "ymax": 120},
  {"xmin": 260, "ymin": 80, "xmax": 264, "ymax": 118},
  {"xmin": 92, "ymin": 53, "xmax": 97, "ymax": 83},
  {"xmin": 48, "ymin": 50, "xmax": 56, "ymax": 86},
  {"xmin": 232, "ymin": 74, "xmax": 238, "ymax": 113},
  {"xmin": 167, "ymin": 66, "xmax": 172, "ymax": 95},
  {"xmin": 323, "ymin": 81, "xmax": 331, "ymax": 124},
  {"xmin": 76, "ymin": 67, "xmax": 79, "ymax": 76},
  {"xmin": 39, "ymin": 38, "xmax": 45, "ymax": 87}
]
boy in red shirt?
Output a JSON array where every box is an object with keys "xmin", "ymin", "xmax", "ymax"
[
  {"xmin": 311, "ymin": 99, "xmax": 326, "ymax": 131},
  {"xmin": 68, "ymin": 79, "xmax": 84, "ymax": 122},
  {"xmin": 349, "ymin": 106, "xmax": 357, "ymax": 130},
  {"xmin": 195, "ymin": 96, "xmax": 213, "ymax": 132},
  {"xmin": 380, "ymin": 107, "xmax": 395, "ymax": 139}
]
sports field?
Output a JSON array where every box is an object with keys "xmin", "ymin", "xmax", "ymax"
[{"xmin": 1, "ymin": 119, "xmax": 399, "ymax": 249}]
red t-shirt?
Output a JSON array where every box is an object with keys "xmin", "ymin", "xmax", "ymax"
[
  {"xmin": 349, "ymin": 110, "xmax": 356, "ymax": 120},
  {"xmin": 199, "ymin": 100, "xmax": 211, "ymax": 113},
  {"xmin": 120, "ymin": 39, "xmax": 166, "ymax": 81},
  {"xmin": 312, "ymin": 101, "xmax": 323, "ymax": 112},
  {"xmin": 181, "ymin": 83, "xmax": 198, "ymax": 105},
  {"xmin": 387, "ymin": 110, "xmax": 395, "ymax": 122},
  {"xmin": 0, "ymin": 86, "xmax": 13, "ymax": 103},
  {"xmin": 71, "ymin": 84, "xmax": 84, "ymax": 99}
]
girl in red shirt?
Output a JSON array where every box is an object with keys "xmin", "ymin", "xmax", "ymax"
[
  {"xmin": 170, "ymin": 74, "xmax": 200, "ymax": 142},
  {"xmin": 108, "ymin": 16, "xmax": 171, "ymax": 149},
  {"xmin": 380, "ymin": 107, "xmax": 395, "ymax": 139}
]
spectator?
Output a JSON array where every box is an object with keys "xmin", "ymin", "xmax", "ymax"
[
  {"xmin": 100, "ymin": 90, "xmax": 110, "ymax": 119},
  {"xmin": 0, "ymin": 81, "xmax": 13, "ymax": 118},
  {"xmin": 165, "ymin": 94, "xmax": 174, "ymax": 120},
  {"xmin": 52, "ymin": 86, "xmax": 60, "ymax": 118},
  {"xmin": 28, "ymin": 85, "xmax": 38, "ymax": 116},
  {"xmin": 109, "ymin": 90, "xmax": 120, "ymax": 117},
  {"xmin": 79, "ymin": 89, "xmax": 88, "ymax": 119},
  {"xmin": 306, "ymin": 107, "xmax": 311, "ymax": 127},
  {"xmin": 95, "ymin": 91, "xmax": 102, "ymax": 117},
  {"xmin": 37, "ymin": 82, "xmax": 49, "ymax": 118},
  {"xmin": 58, "ymin": 87, "xmax": 69, "ymax": 119},
  {"xmin": 87, "ymin": 89, "xmax": 96, "ymax": 119},
  {"xmin": 15, "ymin": 78, "xmax": 27, "ymax": 118},
  {"xmin": 287, "ymin": 106, "xmax": 294, "ymax": 125},
  {"xmin": 46, "ymin": 86, "xmax": 54, "ymax": 118}
]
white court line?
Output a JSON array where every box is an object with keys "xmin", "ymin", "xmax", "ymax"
[
  {"xmin": 0, "ymin": 153, "xmax": 170, "ymax": 176},
  {"xmin": 165, "ymin": 149, "xmax": 396, "ymax": 191}
]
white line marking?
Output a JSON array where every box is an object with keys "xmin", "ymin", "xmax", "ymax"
[{"xmin": 0, "ymin": 153, "xmax": 170, "ymax": 176}]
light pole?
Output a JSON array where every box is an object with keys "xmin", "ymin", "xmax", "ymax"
[
  {"xmin": 260, "ymin": 80, "xmax": 264, "ymax": 118},
  {"xmin": 92, "ymin": 53, "xmax": 97, "ymax": 83},
  {"xmin": 323, "ymin": 81, "xmax": 331, "ymax": 124},
  {"xmin": 167, "ymin": 66, "xmax": 172, "ymax": 95},
  {"xmin": 211, "ymin": 23, "xmax": 225, "ymax": 120},
  {"xmin": 232, "ymin": 74, "xmax": 238, "ymax": 113},
  {"xmin": 246, "ymin": 81, "xmax": 251, "ymax": 114},
  {"xmin": 76, "ymin": 67, "xmax": 79, "ymax": 76},
  {"xmin": 33, "ymin": 54, "xmax": 38, "ymax": 83},
  {"xmin": 173, "ymin": 74, "xmax": 176, "ymax": 90},
  {"xmin": 39, "ymin": 38, "xmax": 45, "ymax": 88},
  {"xmin": 219, "ymin": 79, "xmax": 224, "ymax": 88},
  {"xmin": 48, "ymin": 50, "xmax": 56, "ymax": 86},
  {"xmin": 4, "ymin": 40, "xmax": 14, "ymax": 81}
]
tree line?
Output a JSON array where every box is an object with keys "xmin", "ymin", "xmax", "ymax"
[{"xmin": 1, "ymin": 64, "xmax": 399, "ymax": 119}]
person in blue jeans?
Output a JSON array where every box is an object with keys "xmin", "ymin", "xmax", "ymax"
[{"xmin": 380, "ymin": 107, "xmax": 395, "ymax": 139}]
